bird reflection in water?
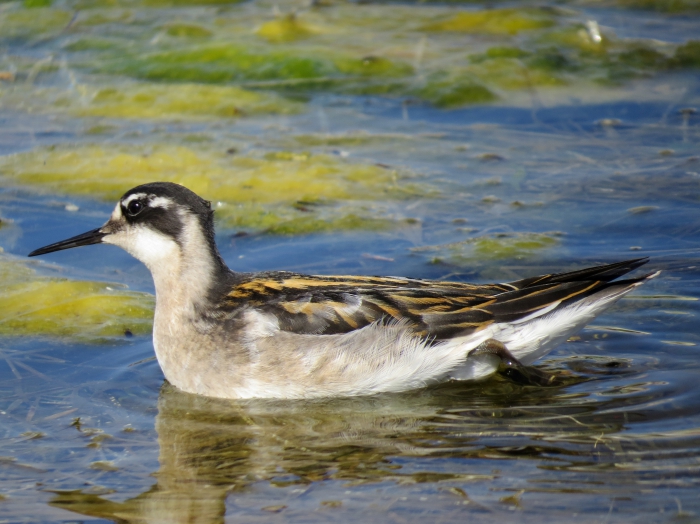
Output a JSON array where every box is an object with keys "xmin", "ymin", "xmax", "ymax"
[{"xmin": 45, "ymin": 366, "xmax": 634, "ymax": 523}]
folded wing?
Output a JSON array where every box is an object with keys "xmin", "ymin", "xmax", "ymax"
[{"xmin": 220, "ymin": 258, "xmax": 651, "ymax": 340}]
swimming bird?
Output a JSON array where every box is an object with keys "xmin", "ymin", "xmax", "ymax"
[{"xmin": 29, "ymin": 182, "xmax": 657, "ymax": 399}]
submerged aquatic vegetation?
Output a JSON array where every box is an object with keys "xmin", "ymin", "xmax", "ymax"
[
  {"xmin": 99, "ymin": 42, "xmax": 414, "ymax": 95},
  {"xmin": 1, "ymin": 2, "xmax": 697, "ymax": 110},
  {"xmin": 0, "ymin": 82, "xmax": 301, "ymax": 120},
  {"xmin": 0, "ymin": 255, "xmax": 153, "ymax": 341},
  {"xmin": 413, "ymin": 232, "xmax": 561, "ymax": 266},
  {"xmin": 256, "ymin": 14, "xmax": 317, "ymax": 43},
  {"xmin": 105, "ymin": 44, "xmax": 335, "ymax": 85},
  {"xmin": 613, "ymin": 0, "xmax": 700, "ymax": 11},
  {"xmin": 73, "ymin": 0, "xmax": 247, "ymax": 6},
  {"xmin": 670, "ymin": 40, "xmax": 700, "ymax": 68},
  {"xmin": 0, "ymin": 145, "xmax": 430, "ymax": 234},
  {"xmin": 75, "ymin": 83, "xmax": 302, "ymax": 120},
  {"xmin": 0, "ymin": 8, "xmax": 73, "ymax": 41},
  {"xmin": 423, "ymin": 8, "xmax": 556, "ymax": 35},
  {"xmin": 416, "ymin": 76, "xmax": 498, "ymax": 108},
  {"xmin": 162, "ymin": 23, "xmax": 213, "ymax": 39}
]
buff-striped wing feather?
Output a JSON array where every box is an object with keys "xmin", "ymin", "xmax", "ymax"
[{"xmin": 220, "ymin": 258, "xmax": 650, "ymax": 340}]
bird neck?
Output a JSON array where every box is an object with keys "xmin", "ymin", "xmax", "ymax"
[{"xmin": 147, "ymin": 214, "xmax": 232, "ymax": 317}]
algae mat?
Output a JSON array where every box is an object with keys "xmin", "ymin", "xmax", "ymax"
[
  {"xmin": 0, "ymin": 255, "xmax": 153, "ymax": 341},
  {"xmin": 0, "ymin": 145, "xmax": 430, "ymax": 234}
]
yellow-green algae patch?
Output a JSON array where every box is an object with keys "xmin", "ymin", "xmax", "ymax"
[
  {"xmin": 106, "ymin": 44, "xmax": 338, "ymax": 84},
  {"xmin": 413, "ymin": 233, "xmax": 560, "ymax": 266},
  {"xmin": 424, "ymin": 8, "xmax": 556, "ymax": 35},
  {"xmin": 467, "ymin": 57, "xmax": 568, "ymax": 90},
  {"xmin": 51, "ymin": 2, "xmax": 699, "ymax": 108},
  {"xmin": 3, "ymin": 2, "xmax": 698, "ymax": 111},
  {"xmin": 64, "ymin": 37, "xmax": 125, "ymax": 52},
  {"xmin": 0, "ymin": 145, "xmax": 431, "ymax": 234},
  {"xmin": 417, "ymin": 76, "xmax": 498, "ymax": 108},
  {"xmin": 0, "ymin": 256, "xmax": 153, "ymax": 341},
  {"xmin": 289, "ymin": 132, "xmax": 411, "ymax": 147},
  {"xmin": 75, "ymin": 83, "xmax": 302, "ymax": 120},
  {"xmin": 256, "ymin": 15, "xmax": 317, "ymax": 43},
  {"xmin": 103, "ymin": 43, "xmax": 413, "ymax": 89},
  {"xmin": 74, "ymin": 0, "xmax": 246, "ymax": 7},
  {"xmin": 0, "ymin": 82, "xmax": 302, "ymax": 121},
  {"xmin": 0, "ymin": 8, "xmax": 73, "ymax": 41},
  {"xmin": 163, "ymin": 23, "xmax": 213, "ymax": 39}
]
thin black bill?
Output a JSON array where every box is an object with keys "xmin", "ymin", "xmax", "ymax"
[{"xmin": 28, "ymin": 228, "xmax": 106, "ymax": 257}]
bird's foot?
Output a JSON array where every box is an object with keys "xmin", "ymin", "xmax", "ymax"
[{"xmin": 468, "ymin": 339, "xmax": 559, "ymax": 387}]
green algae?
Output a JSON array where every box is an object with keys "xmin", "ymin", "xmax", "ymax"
[
  {"xmin": 256, "ymin": 15, "xmax": 317, "ymax": 43},
  {"xmin": 75, "ymin": 83, "xmax": 302, "ymax": 120},
  {"xmin": 0, "ymin": 256, "xmax": 153, "ymax": 341},
  {"xmin": 417, "ymin": 77, "xmax": 497, "ymax": 108},
  {"xmin": 537, "ymin": 26, "xmax": 610, "ymax": 55},
  {"xmin": 0, "ymin": 145, "xmax": 429, "ymax": 234},
  {"xmin": 469, "ymin": 57, "xmax": 567, "ymax": 90},
  {"xmin": 614, "ymin": 0, "xmax": 700, "ymax": 12},
  {"xmin": 470, "ymin": 47, "xmax": 531, "ymax": 63},
  {"xmin": 617, "ymin": 46, "xmax": 669, "ymax": 70},
  {"xmin": 64, "ymin": 37, "xmax": 125, "ymax": 52},
  {"xmin": 335, "ymin": 56, "xmax": 413, "ymax": 78},
  {"xmin": 17, "ymin": 2, "xmax": 692, "ymax": 110},
  {"xmin": 413, "ymin": 232, "xmax": 559, "ymax": 266},
  {"xmin": 101, "ymin": 43, "xmax": 413, "ymax": 92},
  {"xmin": 289, "ymin": 132, "xmax": 414, "ymax": 148},
  {"xmin": 1, "ymin": 2, "xmax": 697, "ymax": 112},
  {"xmin": 291, "ymin": 133, "xmax": 382, "ymax": 147},
  {"xmin": 164, "ymin": 23, "xmax": 213, "ymax": 39},
  {"xmin": 24, "ymin": 0, "xmax": 53, "ymax": 7},
  {"xmin": 0, "ymin": 82, "xmax": 302, "ymax": 121},
  {"xmin": 74, "ymin": 0, "xmax": 245, "ymax": 7},
  {"xmin": 75, "ymin": 10, "xmax": 672, "ymax": 109},
  {"xmin": 421, "ymin": 47, "xmax": 572, "ymax": 103},
  {"xmin": 106, "ymin": 44, "xmax": 336, "ymax": 85},
  {"xmin": 670, "ymin": 41, "xmax": 700, "ymax": 68},
  {"xmin": 531, "ymin": 26, "xmax": 681, "ymax": 84},
  {"xmin": 606, "ymin": 45, "xmax": 670, "ymax": 82},
  {"xmin": 424, "ymin": 8, "xmax": 556, "ymax": 35},
  {"xmin": 71, "ymin": 10, "xmax": 135, "ymax": 27},
  {"xmin": 0, "ymin": 8, "xmax": 73, "ymax": 41},
  {"xmin": 470, "ymin": 233, "xmax": 559, "ymax": 259},
  {"xmin": 264, "ymin": 214, "xmax": 395, "ymax": 235}
]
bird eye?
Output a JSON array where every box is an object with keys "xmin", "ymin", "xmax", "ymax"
[{"xmin": 125, "ymin": 200, "xmax": 144, "ymax": 217}]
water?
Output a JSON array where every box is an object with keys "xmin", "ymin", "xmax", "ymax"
[{"xmin": 1, "ymin": 0, "xmax": 700, "ymax": 522}]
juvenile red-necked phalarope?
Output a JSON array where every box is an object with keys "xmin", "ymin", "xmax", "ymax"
[{"xmin": 29, "ymin": 182, "xmax": 658, "ymax": 399}]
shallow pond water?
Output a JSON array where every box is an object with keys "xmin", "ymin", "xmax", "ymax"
[{"xmin": 1, "ymin": 0, "xmax": 700, "ymax": 522}]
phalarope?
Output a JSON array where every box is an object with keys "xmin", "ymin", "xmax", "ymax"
[{"xmin": 29, "ymin": 182, "xmax": 657, "ymax": 399}]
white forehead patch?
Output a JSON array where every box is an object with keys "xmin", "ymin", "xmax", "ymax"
[
  {"xmin": 149, "ymin": 196, "xmax": 172, "ymax": 209},
  {"xmin": 122, "ymin": 193, "xmax": 146, "ymax": 206},
  {"xmin": 110, "ymin": 202, "xmax": 123, "ymax": 221}
]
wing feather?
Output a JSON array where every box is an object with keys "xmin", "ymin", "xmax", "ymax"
[{"xmin": 218, "ymin": 259, "xmax": 650, "ymax": 340}]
